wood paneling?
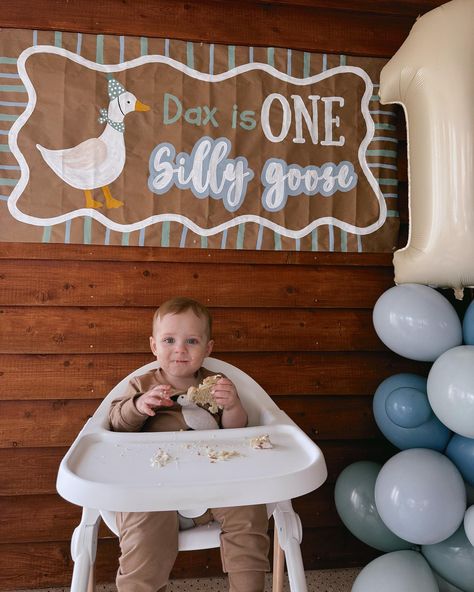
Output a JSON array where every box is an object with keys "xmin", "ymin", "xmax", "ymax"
[
  {"xmin": 5, "ymin": 476, "xmax": 409, "ymax": 553},
  {"xmin": 249, "ymin": 0, "xmax": 443, "ymax": 15},
  {"xmin": 0, "ymin": 526, "xmax": 381, "ymax": 589},
  {"xmin": 0, "ymin": 396, "xmax": 383, "ymax": 448},
  {"xmin": 0, "ymin": 306, "xmax": 384, "ymax": 354},
  {"xmin": 0, "ymin": 0, "xmax": 445, "ymax": 57},
  {"xmin": 0, "ymin": 243, "xmax": 394, "ymax": 265},
  {"xmin": 0, "ymin": 484, "xmax": 353, "ymax": 544},
  {"xmin": 0, "ymin": 0, "xmax": 438, "ymax": 589},
  {"xmin": 0, "ymin": 495, "xmax": 84, "ymax": 544},
  {"xmin": 0, "ymin": 439, "xmax": 395, "ymax": 497},
  {"xmin": 0, "ymin": 481, "xmax": 341, "ymax": 544},
  {"xmin": 0, "ymin": 448, "xmax": 66, "ymax": 496},
  {"xmin": 0, "ymin": 351, "xmax": 427, "ymax": 400},
  {"xmin": 0, "ymin": 259, "xmax": 395, "ymax": 308}
]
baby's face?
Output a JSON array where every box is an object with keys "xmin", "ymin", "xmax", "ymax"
[{"xmin": 150, "ymin": 309, "xmax": 213, "ymax": 383}]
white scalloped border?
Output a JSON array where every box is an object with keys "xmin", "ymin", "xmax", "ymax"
[{"xmin": 8, "ymin": 45, "xmax": 386, "ymax": 238}]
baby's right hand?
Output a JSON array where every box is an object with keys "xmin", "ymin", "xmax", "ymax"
[{"xmin": 135, "ymin": 384, "xmax": 174, "ymax": 416}]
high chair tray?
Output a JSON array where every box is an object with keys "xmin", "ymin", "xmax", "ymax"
[{"xmin": 57, "ymin": 423, "xmax": 327, "ymax": 512}]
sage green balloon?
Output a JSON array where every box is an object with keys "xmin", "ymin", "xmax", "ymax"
[
  {"xmin": 422, "ymin": 526, "xmax": 474, "ymax": 592},
  {"xmin": 435, "ymin": 573, "xmax": 467, "ymax": 592},
  {"xmin": 334, "ymin": 461, "xmax": 412, "ymax": 552}
]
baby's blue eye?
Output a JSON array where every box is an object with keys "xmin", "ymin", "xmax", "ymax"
[
  {"xmin": 186, "ymin": 338, "xmax": 199, "ymax": 344},
  {"xmin": 163, "ymin": 337, "xmax": 175, "ymax": 344}
]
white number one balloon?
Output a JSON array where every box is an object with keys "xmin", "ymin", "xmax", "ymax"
[{"xmin": 379, "ymin": 0, "xmax": 474, "ymax": 298}]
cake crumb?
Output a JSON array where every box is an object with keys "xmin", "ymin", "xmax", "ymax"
[
  {"xmin": 250, "ymin": 435, "xmax": 273, "ymax": 449},
  {"xmin": 207, "ymin": 449, "xmax": 240, "ymax": 463},
  {"xmin": 150, "ymin": 449, "xmax": 172, "ymax": 468}
]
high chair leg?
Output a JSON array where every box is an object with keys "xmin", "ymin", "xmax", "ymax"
[
  {"xmin": 70, "ymin": 508, "xmax": 100, "ymax": 592},
  {"xmin": 272, "ymin": 501, "xmax": 307, "ymax": 592},
  {"xmin": 87, "ymin": 566, "xmax": 96, "ymax": 592},
  {"xmin": 272, "ymin": 526, "xmax": 285, "ymax": 592},
  {"xmin": 284, "ymin": 536, "xmax": 306, "ymax": 592}
]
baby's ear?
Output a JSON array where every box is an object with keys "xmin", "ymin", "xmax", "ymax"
[
  {"xmin": 150, "ymin": 336, "xmax": 158, "ymax": 356},
  {"xmin": 206, "ymin": 339, "xmax": 214, "ymax": 356}
]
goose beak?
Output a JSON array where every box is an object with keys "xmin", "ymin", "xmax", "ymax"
[{"xmin": 135, "ymin": 100, "xmax": 151, "ymax": 112}]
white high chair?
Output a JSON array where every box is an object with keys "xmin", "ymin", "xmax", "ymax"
[{"xmin": 57, "ymin": 358, "xmax": 327, "ymax": 592}]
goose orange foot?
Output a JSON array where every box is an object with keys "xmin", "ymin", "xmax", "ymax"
[
  {"xmin": 102, "ymin": 185, "xmax": 124, "ymax": 209},
  {"xmin": 84, "ymin": 189, "xmax": 102, "ymax": 209}
]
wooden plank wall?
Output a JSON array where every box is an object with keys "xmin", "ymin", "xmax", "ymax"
[{"xmin": 0, "ymin": 1, "xmax": 447, "ymax": 589}]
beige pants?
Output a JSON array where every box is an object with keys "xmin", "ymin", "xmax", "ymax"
[{"xmin": 116, "ymin": 504, "xmax": 270, "ymax": 592}]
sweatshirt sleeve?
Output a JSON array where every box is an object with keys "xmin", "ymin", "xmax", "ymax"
[{"xmin": 108, "ymin": 376, "xmax": 149, "ymax": 432}]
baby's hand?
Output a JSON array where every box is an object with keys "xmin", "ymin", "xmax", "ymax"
[
  {"xmin": 135, "ymin": 384, "xmax": 173, "ymax": 416},
  {"xmin": 212, "ymin": 377, "xmax": 240, "ymax": 411}
]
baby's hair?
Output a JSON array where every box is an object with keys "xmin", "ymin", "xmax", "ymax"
[{"xmin": 153, "ymin": 297, "xmax": 212, "ymax": 339}]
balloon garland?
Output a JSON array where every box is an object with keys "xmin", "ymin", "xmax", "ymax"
[{"xmin": 332, "ymin": 1, "xmax": 474, "ymax": 589}]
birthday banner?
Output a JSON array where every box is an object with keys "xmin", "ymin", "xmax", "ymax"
[{"xmin": 0, "ymin": 29, "xmax": 399, "ymax": 251}]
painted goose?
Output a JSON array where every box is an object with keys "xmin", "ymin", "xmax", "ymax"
[{"xmin": 36, "ymin": 77, "xmax": 150, "ymax": 209}]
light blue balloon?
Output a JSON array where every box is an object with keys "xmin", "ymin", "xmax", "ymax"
[
  {"xmin": 446, "ymin": 435, "xmax": 474, "ymax": 486},
  {"xmin": 463, "ymin": 300, "xmax": 474, "ymax": 345},
  {"xmin": 375, "ymin": 448, "xmax": 466, "ymax": 545},
  {"xmin": 373, "ymin": 284, "xmax": 462, "ymax": 361},
  {"xmin": 334, "ymin": 461, "xmax": 412, "ymax": 552},
  {"xmin": 427, "ymin": 346, "xmax": 474, "ymax": 438},
  {"xmin": 464, "ymin": 505, "xmax": 474, "ymax": 546},
  {"xmin": 352, "ymin": 551, "xmax": 439, "ymax": 592},
  {"xmin": 385, "ymin": 386, "xmax": 433, "ymax": 428},
  {"xmin": 373, "ymin": 373, "xmax": 451, "ymax": 451},
  {"xmin": 422, "ymin": 526, "xmax": 474, "ymax": 592}
]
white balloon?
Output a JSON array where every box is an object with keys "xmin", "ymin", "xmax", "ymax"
[
  {"xmin": 379, "ymin": 0, "xmax": 474, "ymax": 293},
  {"xmin": 427, "ymin": 346, "xmax": 474, "ymax": 438},
  {"xmin": 374, "ymin": 448, "xmax": 466, "ymax": 545},
  {"xmin": 464, "ymin": 505, "xmax": 474, "ymax": 546},
  {"xmin": 352, "ymin": 550, "xmax": 438, "ymax": 592},
  {"xmin": 373, "ymin": 284, "xmax": 462, "ymax": 361}
]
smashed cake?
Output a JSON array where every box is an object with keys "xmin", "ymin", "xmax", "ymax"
[{"xmin": 186, "ymin": 374, "xmax": 223, "ymax": 414}]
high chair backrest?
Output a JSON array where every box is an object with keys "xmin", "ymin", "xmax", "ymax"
[
  {"xmin": 92, "ymin": 357, "xmax": 288, "ymax": 430},
  {"xmin": 95, "ymin": 357, "xmax": 288, "ymax": 551}
]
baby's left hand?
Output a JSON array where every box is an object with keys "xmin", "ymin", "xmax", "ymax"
[{"xmin": 212, "ymin": 377, "xmax": 239, "ymax": 411}]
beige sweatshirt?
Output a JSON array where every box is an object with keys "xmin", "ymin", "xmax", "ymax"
[{"xmin": 108, "ymin": 367, "xmax": 221, "ymax": 432}]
